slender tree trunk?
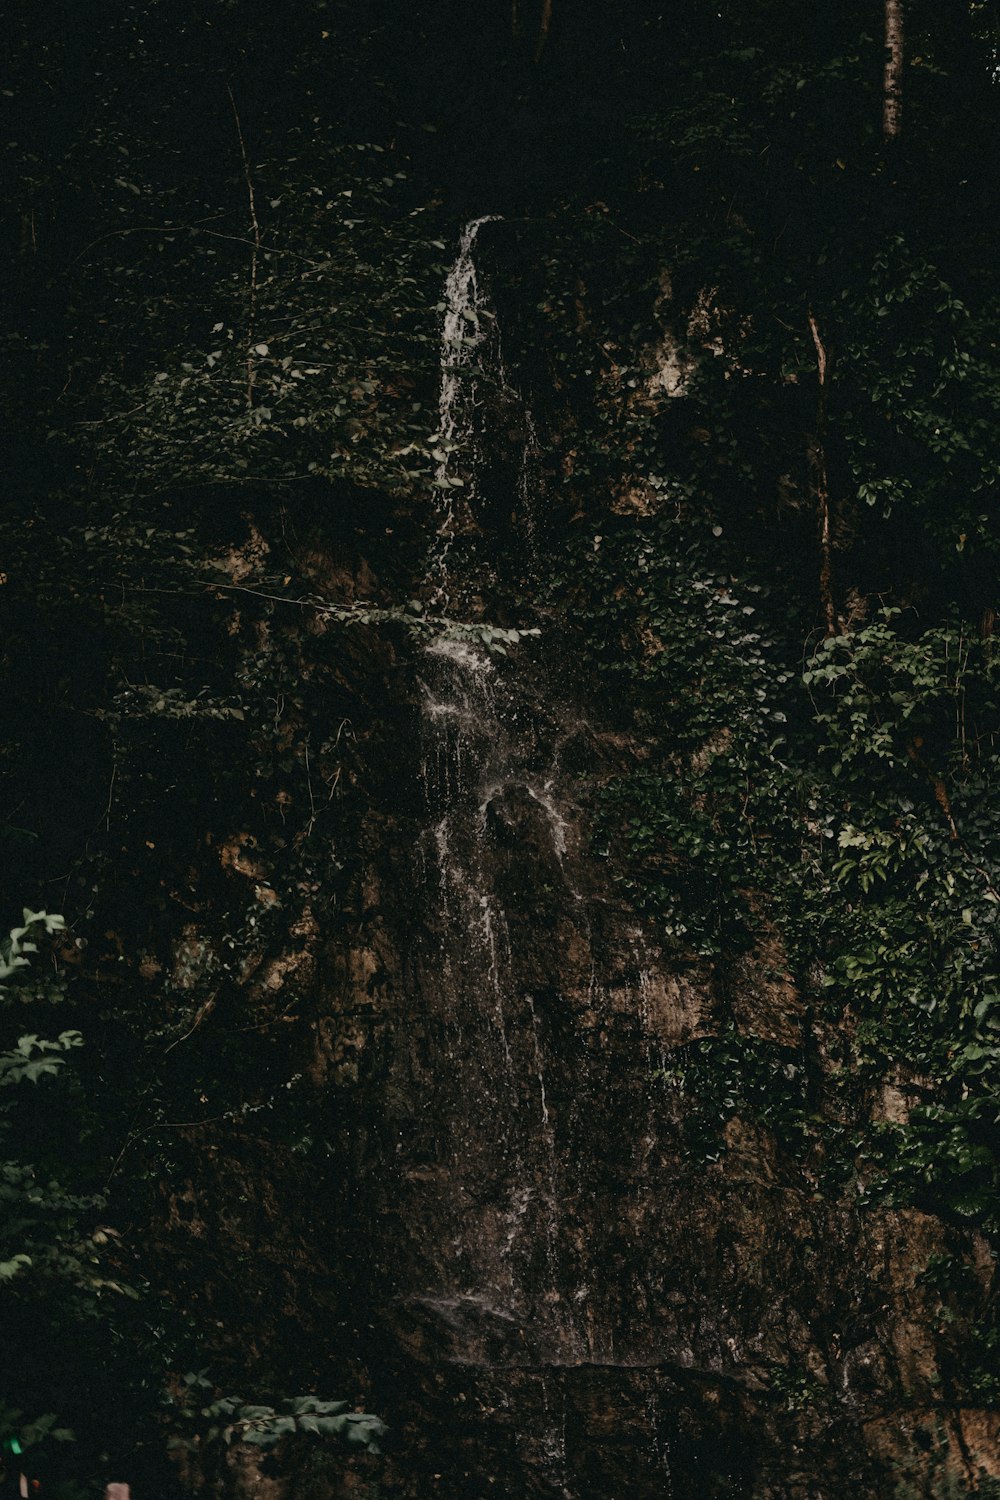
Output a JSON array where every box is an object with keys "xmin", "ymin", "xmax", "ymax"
[
  {"xmin": 534, "ymin": 0, "xmax": 553, "ymax": 63},
  {"xmin": 883, "ymin": 0, "xmax": 904, "ymax": 141},
  {"xmin": 808, "ymin": 313, "xmax": 839, "ymax": 637}
]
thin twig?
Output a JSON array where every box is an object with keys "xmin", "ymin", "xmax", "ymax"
[
  {"xmin": 226, "ymin": 84, "xmax": 260, "ymax": 410},
  {"xmin": 103, "ymin": 1084, "xmax": 157, "ymax": 1188},
  {"xmin": 70, "ymin": 216, "xmax": 225, "ymax": 265},
  {"xmin": 303, "ymin": 739, "xmax": 317, "ymax": 837},
  {"xmin": 163, "ymin": 994, "xmax": 217, "ymax": 1056},
  {"xmin": 103, "ymin": 760, "xmax": 117, "ymax": 832},
  {"xmin": 199, "ymin": 228, "xmax": 319, "ymax": 264},
  {"xmin": 808, "ymin": 312, "xmax": 827, "ymax": 387},
  {"xmin": 198, "ymin": 578, "xmax": 457, "ymax": 631},
  {"xmin": 76, "ymin": 402, "xmax": 149, "ymax": 429},
  {"xmin": 106, "ymin": 1113, "xmax": 227, "ymax": 1180}
]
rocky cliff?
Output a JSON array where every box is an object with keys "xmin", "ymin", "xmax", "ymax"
[{"xmin": 128, "ymin": 220, "xmax": 998, "ymax": 1500}]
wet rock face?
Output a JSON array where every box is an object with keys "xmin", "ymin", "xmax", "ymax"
[
  {"xmin": 135, "ymin": 574, "xmax": 992, "ymax": 1499},
  {"xmin": 296, "ymin": 625, "xmax": 986, "ymax": 1500}
]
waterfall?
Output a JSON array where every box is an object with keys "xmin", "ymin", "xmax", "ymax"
[
  {"xmin": 396, "ymin": 219, "xmax": 693, "ymax": 1497},
  {"xmin": 430, "ymin": 215, "xmax": 542, "ymax": 606},
  {"xmin": 437, "ymin": 215, "xmax": 500, "ymax": 482},
  {"xmin": 419, "ymin": 636, "xmax": 516, "ymax": 1084},
  {"xmin": 416, "ymin": 627, "xmax": 583, "ymax": 1357},
  {"xmin": 518, "ymin": 406, "xmax": 543, "ymax": 562},
  {"xmin": 430, "ymin": 215, "xmax": 500, "ymax": 604}
]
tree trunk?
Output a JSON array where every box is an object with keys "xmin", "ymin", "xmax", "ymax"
[
  {"xmin": 883, "ymin": 0, "xmax": 904, "ymax": 141},
  {"xmin": 808, "ymin": 313, "xmax": 839, "ymax": 637},
  {"xmin": 534, "ymin": 0, "xmax": 553, "ymax": 63}
]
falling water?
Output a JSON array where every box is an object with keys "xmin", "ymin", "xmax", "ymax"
[
  {"xmin": 404, "ymin": 219, "xmax": 686, "ymax": 1497},
  {"xmin": 647, "ymin": 1391, "xmax": 673, "ymax": 1485},
  {"xmin": 539, "ymin": 1374, "xmax": 574, "ymax": 1500},
  {"xmin": 519, "ymin": 406, "xmax": 543, "ymax": 560},
  {"xmin": 419, "ymin": 637, "xmax": 516, "ymax": 1084},
  {"xmin": 431, "ymin": 214, "xmax": 544, "ymax": 605},
  {"xmin": 437, "ymin": 216, "xmax": 500, "ymax": 473},
  {"xmin": 430, "ymin": 215, "xmax": 500, "ymax": 603}
]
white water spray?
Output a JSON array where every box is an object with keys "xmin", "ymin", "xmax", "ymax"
[{"xmin": 430, "ymin": 215, "xmax": 501, "ymax": 601}]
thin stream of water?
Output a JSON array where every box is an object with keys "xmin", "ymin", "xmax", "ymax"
[{"xmin": 410, "ymin": 219, "xmax": 678, "ymax": 1496}]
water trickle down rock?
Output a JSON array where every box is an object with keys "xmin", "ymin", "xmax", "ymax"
[
  {"xmin": 414, "ymin": 627, "xmax": 587, "ymax": 1361},
  {"xmin": 430, "ymin": 217, "xmax": 544, "ymax": 608},
  {"xmin": 381, "ymin": 220, "xmax": 719, "ymax": 1495},
  {"xmin": 429, "ymin": 215, "xmax": 501, "ymax": 606},
  {"xmin": 397, "ymin": 636, "xmax": 715, "ymax": 1487}
]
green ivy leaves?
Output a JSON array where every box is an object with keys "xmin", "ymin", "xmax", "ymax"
[
  {"xmin": 170, "ymin": 1382, "xmax": 388, "ymax": 1455},
  {"xmin": 0, "ymin": 910, "xmax": 65, "ymax": 989}
]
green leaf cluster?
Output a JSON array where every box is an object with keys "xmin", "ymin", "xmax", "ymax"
[{"xmin": 168, "ymin": 1375, "xmax": 387, "ymax": 1456}]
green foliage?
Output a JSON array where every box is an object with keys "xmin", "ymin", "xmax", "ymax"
[
  {"xmin": 766, "ymin": 1364, "xmax": 826, "ymax": 1414},
  {"xmin": 168, "ymin": 1372, "xmax": 387, "ymax": 1456},
  {"xmin": 0, "ymin": 909, "xmax": 67, "ymax": 989},
  {"xmin": 858, "ymin": 1098, "xmax": 1000, "ymax": 1231},
  {"xmin": 660, "ymin": 1028, "xmax": 813, "ymax": 1163},
  {"xmin": 0, "ymin": 910, "xmax": 100, "ymax": 1291},
  {"xmin": 0, "ymin": 1406, "xmax": 75, "ymax": 1450},
  {"xmin": 803, "ymin": 616, "xmax": 1000, "ymax": 1094},
  {"xmin": 0, "ymin": 912, "xmax": 93, "ymax": 1474},
  {"xmin": 67, "ymin": 129, "xmax": 447, "ymax": 498},
  {"xmin": 840, "ymin": 240, "xmax": 1000, "ymax": 557},
  {"xmin": 567, "ymin": 535, "xmax": 1000, "ymax": 1227},
  {"xmin": 916, "ymin": 1251, "xmax": 1000, "ymax": 1405},
  {"xmin": 567, "ymin": 514, "xmax": 793, "ymax": 958}
]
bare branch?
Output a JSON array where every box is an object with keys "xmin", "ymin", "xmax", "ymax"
[{"xmin": 226, "ymin": 84, "xmax": 261, "ymax": 409}]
